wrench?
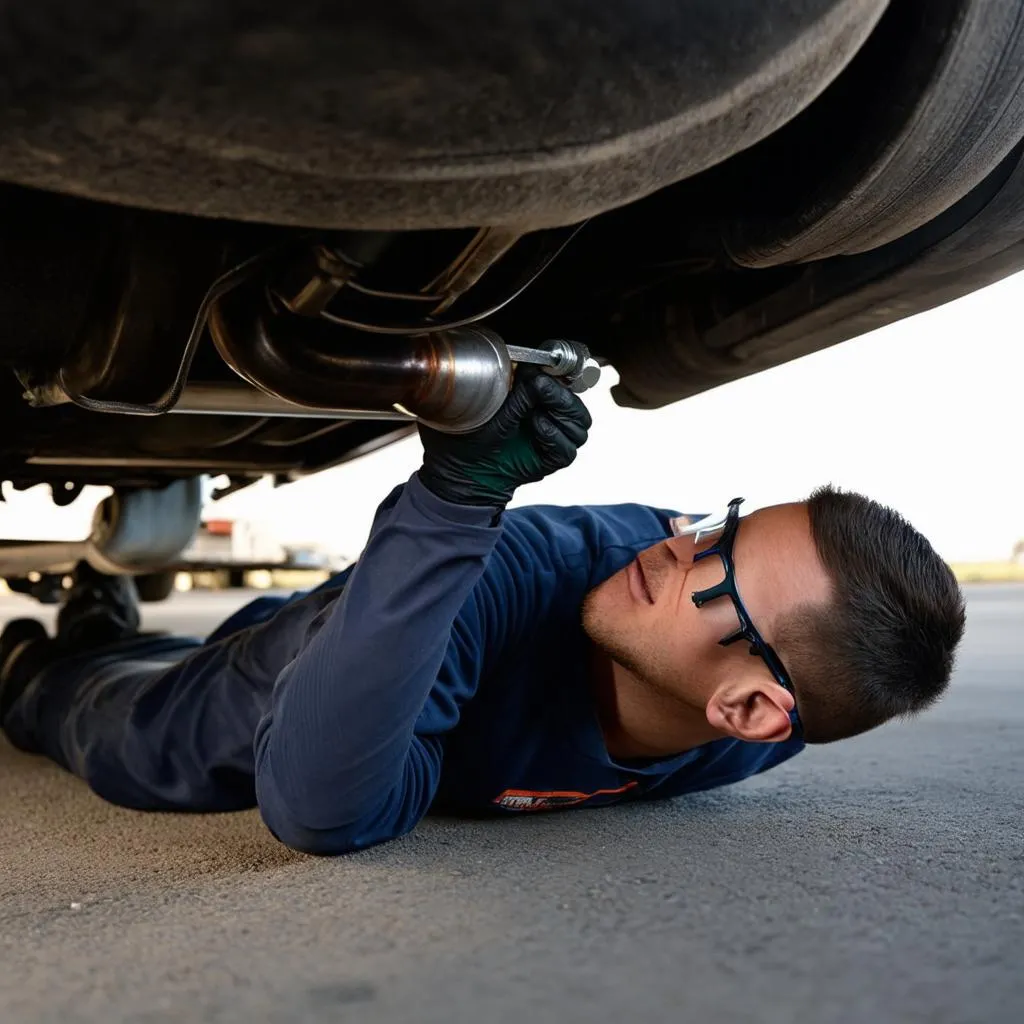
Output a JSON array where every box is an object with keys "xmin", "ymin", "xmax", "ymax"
[{"xmin": 505, "ymin": 340, "xmax": 602, "ymax": 394}]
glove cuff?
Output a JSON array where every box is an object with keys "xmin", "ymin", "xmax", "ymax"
[{"xmin": 417, "ymin": 464, "xmax": 512, "ymax": 511}]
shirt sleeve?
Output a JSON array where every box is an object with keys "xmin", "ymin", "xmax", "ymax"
[{"xmin": 252, "ymin": 471, "xmax": 503, "ymax": 855}]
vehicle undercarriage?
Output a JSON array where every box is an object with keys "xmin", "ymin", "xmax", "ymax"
[{"xmin": 2, "ymin": 0, "xmax": 1023, "ymax": 591}]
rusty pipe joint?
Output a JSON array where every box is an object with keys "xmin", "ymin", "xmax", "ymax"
[{"xmin": 410, "ymin": 327, "xmax": 513, "ymax": 434}]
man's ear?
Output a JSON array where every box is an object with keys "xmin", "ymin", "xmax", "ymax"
[{"xmin": 706, "ymin": 677, "xmax": 794, "ymax": 743}]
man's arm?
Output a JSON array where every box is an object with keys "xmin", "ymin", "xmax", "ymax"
[
  {"xmin": 253, "ymin": 369, "xmax": 591, "ymax": 855},
  {"xmin": 253, "ymin": 475, "xmax": 501, "ymax": 853}
]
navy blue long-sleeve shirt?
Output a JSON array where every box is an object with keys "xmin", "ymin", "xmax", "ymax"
[{"xmin": 252, "ymin": 473, "xmax": 804, "ymax": 854}]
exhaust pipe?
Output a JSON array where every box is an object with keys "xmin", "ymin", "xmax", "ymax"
[
  {"xmin": 170, "ymin": 382, "xmax": 416, "ymax": 421},
  {"xmin": 207, "ymin": 281, "xmax": 512, "ymax": 434},
  {"xmin": 25, "ymin": 273, "xmax": 596, "ymax": 430}
]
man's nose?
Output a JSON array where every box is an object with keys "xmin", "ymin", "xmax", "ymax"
[{"xmin": 663, "ymin": 535, "xmax": 698, "ymax": 566}]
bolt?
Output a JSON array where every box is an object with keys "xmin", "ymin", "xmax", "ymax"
[{"xmin": 569, "ymin": 357, "xmax": 602, "ymax": 393}]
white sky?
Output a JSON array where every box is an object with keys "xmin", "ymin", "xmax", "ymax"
[{"xmin": 3, "ymin": 268, "xmax": 1022, "ymax": 562}]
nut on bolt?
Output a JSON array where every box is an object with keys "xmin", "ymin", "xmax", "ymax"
[
  {"xmin": 566, "ymin": 354, "xmax": 601, "ymax": 393},
  {"xmin": 538, "ymin": 340, "xmax": 602, "ymax": 394}
]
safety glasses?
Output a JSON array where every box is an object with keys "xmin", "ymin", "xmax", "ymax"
[{"xmin": 674, "ymin": 498, "xmax": 797, "ymax": 701}]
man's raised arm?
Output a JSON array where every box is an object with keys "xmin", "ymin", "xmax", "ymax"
[{"xmin": 253, "ymin": 369, "xmax": 591, "ymax": 854}]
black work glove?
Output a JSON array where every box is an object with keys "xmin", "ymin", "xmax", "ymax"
[{"xmin": 418, "ymin": 367, "xmax": 592, "ymax": 508}]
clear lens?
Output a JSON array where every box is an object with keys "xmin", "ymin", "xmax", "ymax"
[{"xmin": 670, "ymin": 507, "xmax": 732, "ymax": 544}]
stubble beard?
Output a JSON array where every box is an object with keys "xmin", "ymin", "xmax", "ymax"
[
  {"xmin": 583, "ymin": 577, "xmax": 715, "ymax": 753},
  {"xmin": 581, "ymin": 581, "xmax": 649, "ymax": 681}
]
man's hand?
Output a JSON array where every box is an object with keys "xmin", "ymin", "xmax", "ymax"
[{"xmin": 417, "ymin": 367, "xmax": 592, "ymax": 508}]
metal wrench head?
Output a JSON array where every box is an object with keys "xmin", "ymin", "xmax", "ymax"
[{"xmin": 507, "ymin": 339, "xmax": 602, "ymax": 394}]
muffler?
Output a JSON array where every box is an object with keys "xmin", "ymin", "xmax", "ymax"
[
  {"xmin": 207, "ymin": 281, "xmax": 513, "ymax": 434},
  {"xmin": 0, "ymin": 478, "xmax": 202, "ymax": 577}
]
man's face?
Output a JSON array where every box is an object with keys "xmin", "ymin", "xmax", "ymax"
[{"xmin": 582, "ymin": 502, "xmax": 833, "ymax": 707}]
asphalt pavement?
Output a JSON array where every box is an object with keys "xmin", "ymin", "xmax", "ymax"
[{"xmin": 1, "ymin": 585, "xmax": 1022, "ymax": 1024}]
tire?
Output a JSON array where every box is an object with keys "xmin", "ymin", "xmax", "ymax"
[
  {"xmin": 723, "ymin": 0, "xmax": 1024, "ymax": 265},
  {"xmin": 0, "ymin": 617, "xmax": 49, "ymax": 656},
  {"xmin": 134, "ymin": 569, "xmax": 176, "ymax": 603},
  {"xmin": 0, "ymin": 1, "xmax": 886, "ymax": 229}
]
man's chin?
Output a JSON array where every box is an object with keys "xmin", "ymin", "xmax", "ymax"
[
  {"xmin": 580, "ymin": 584, "xmax": 611, "ymax": 643},
  {"xmin": 582, "ymin": 591, "xmax": 636, "ymax": 673}
]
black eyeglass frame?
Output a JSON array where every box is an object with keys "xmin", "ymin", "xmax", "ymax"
[{"xmin": 690, "ymin": 498, "xmax": 798, "ymax": 705}]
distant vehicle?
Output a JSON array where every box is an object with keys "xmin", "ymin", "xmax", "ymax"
[
  {"xmin": 177, "ymin": 517, "xmax": 348, "ymax": 596},
  {"xmin": 0, "ymin": 504, "xmax": 347, "ymax": 604}
]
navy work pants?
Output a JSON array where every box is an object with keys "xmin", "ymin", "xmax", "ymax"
[{"xmin": 2, "ymin": 574, "xmax": 349, "ymax": 812}]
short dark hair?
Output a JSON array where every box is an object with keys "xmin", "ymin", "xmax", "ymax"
[{"xmin": 774, "ymin": 486, "xmax": 966, "ymax": 744}]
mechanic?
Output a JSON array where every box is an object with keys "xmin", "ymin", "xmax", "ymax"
[{"xmin": 0, "ymin": 368, "xmax": 965, "ymax": 855}]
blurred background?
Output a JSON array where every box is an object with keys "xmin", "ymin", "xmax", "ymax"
[{"xmin": 3, "ymin": 267, "xmax": 1023, "ymax": 583}]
